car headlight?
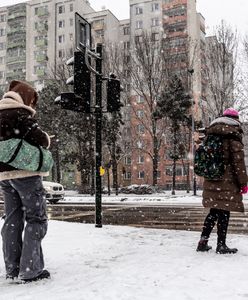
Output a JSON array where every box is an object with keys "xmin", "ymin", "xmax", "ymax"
[{"xmin": 44, "ymin": 186, "xmax": 53, "ymax": 192}]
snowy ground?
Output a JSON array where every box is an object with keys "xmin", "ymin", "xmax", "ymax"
[
  {"xmin": 62, "ymin": 189, "xmax": 248, "ymax": 208},
  {"xmin": 1, "ymin": 192, "xmax": 248, "ymax": 299}
]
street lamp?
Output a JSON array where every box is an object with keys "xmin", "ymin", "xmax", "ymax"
[{"xmin": 188, "ymin": 68, "xmax": 197, "ymax": 195}]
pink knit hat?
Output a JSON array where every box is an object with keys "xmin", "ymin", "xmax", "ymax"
[{"xmin": 223, "ymin": 108, "xmax": 239, "ymax": 119}]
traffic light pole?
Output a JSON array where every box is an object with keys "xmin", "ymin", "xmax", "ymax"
[{"xmin": 95, "ymin": 44, "xmax": 103, "ymax": 228}]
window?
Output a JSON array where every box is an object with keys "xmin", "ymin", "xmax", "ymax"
[
  {"xmin": 157, "ymin": 171, "xmax": 161, "ymax": 179},
  {"xmin": 175, "ymin": 166, "xmax": 183, "ymax": 176},
  {"xmin": 95, "ymin": 29, "xmax": 104, "ymax": 37},
  {"xmin": 35, "ymin": 35, "xmax": 48, "ymax": 45},
  {"xmin": 58, "ymin": 49, "xmax": 65, "ymax": 57},
  {"xmin": 138, "ymin": 156, "xmax": 144, "ymax": 164},
  {"xmin": 69, "ymin": 3, "xmax": 73, "ymax": 12},
  {"xmin": 137, "ymin": 124, "xmax": 145, "ymax": 134},
  {"xmin": 124, "ymin": 83, "xmax": 130, "ymax": 92},
  {"xmin": 93, "ymin": 19, "xmax": 104, "ymax": 27},
  {"xmin": 0, "ymin": 15, "xmax": 6, "ymax": 22},
  {"xmin": 124, "ymin": 69, "xmax": 130, "ymax": 77},
  {"xmin": 0, "ymin": 56, "xmax": 4, "ymax": 64},
  {"xmin": 135, "ymin": 35, "xmax": 142, "ymax": 43},
  {"xmin": 137, "ymin": 140, "xmax": 144, "ymax": 149},
  {"xmin": 35, "ymin": 6, "xmax": 48, "ymax": 16},
  {"xmin": 165, "ymin": 167, "xmax": 172, "ymax": 176},
  {"xmin": 0, "ymin": 28, "xmax": 5, "ymax": 36},
  {"xmin": 151, "ymin": 18, "xmax": 159, "ymax": 27},
  {"xmin": 138, "ymin": 171, "xmax": 145, "ymax": 179},
  {"xmin": 136, "ymin": 7, "xmax": 143, "ymax": 15},
  {"xmin": 124, "ymin": 142, "xmax": 131, "ymax": 151},
  {"xmin": 124, "ymin": 172, "xmax": 131, "ymax": 180},
  {"xmin": 0, "ymin": 42, "xmax": 6, "ymax": 50},
  {"xmin": 123, "ymin": 41, "xmax": 130, "ymax": 49},
  {"xmin": 0, "ymin": 71, "xmax": 4, "ymax": 79},
  {"xmin": 69, "ymin": 33, "xmax": 73, "ymax": 41},
  {"xmin": 123, "ymin": 27, "xmax": 130, "ymax": 35},
  {"xmin": 58, "ymin": 20, "xmax": 65, "ymax": 28},
  {"xmin": 124, "ymin": 156, "xmax": 131, "ymax": 165},
  {"xmin": 58, "ymin": 5, "xmax": 65, "ymax": 14},
  {"xmin": 70, "ymin": 18, "xmax": 73, "ymax": 26},
  {"xmin": 137, "ymin": 110, "xmax": 144, "ymax": 119},
  {"xmin": 137, "ymin": 95, "xmax": 144, "ymax": 103},
  {"xmin": 152, "ymin": 32, "xmax": 159, "ymax": 41},
  {"xmin": 151, "ymin": 3, "xmax": 159, "ymax": 11},
  {"xmin": 136, "ymin": 20, "xmax": 143, "ymax": 29},
  {"xmin": 124, "ymin": 55, "xmax": 130, "ymax": 64},
  {"xmin": 58, "ymin": 35, "xmax": 65, "ymax": 43}
]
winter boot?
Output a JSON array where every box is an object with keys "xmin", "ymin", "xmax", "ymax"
[
  {"xmin": 22, "ymin": 270, "xmax": 50, "ymax": 283},
  {"xmin": 216, "ymin": 244, "xmax": 238, "ymax": 254},
  {"xmin": 196, "ymin": 237, "xmax": 212, "ymax": 252}
]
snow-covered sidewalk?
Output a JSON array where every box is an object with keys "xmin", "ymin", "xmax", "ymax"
[{"xmin": 1, "ymin": 219, "xmax": 248, "ymax": 300}]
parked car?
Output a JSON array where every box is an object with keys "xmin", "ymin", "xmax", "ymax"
[{"xmin": 43, "ymin": 181, "xmax": 64, "ymax": 204}]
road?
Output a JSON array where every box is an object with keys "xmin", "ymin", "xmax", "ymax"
[{"xmin": 1, "ymin": 201, "xmax": 247, "ymax": 234}]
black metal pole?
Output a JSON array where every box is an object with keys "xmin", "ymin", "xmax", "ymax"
[{"xmin": 95, "ymin": 44, "xmax": 102, "ymax": 227}]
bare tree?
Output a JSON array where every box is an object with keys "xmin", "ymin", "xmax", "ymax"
[
  {"xmin": 205, "ymin": 21, "xmax": 238, "ymax": 118},
  {"xmin": 126, "ymin": 31, "xmax": 171, "ymax": 186}
]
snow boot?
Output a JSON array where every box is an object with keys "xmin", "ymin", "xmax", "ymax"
[
  {"xmin": 216, "ymin": 244, "xmax": 238, "ymax": 254},
  {"xmin": 22, "ymin": 270, "xmax": 50, "ymax": 283},
  {"xmin": 196, "ymin": 237, "xmax": 212, "ymax": 252}
]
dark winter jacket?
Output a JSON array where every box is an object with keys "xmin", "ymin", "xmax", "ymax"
[
  {"xmin": 202, "ymin": 116, "xmax": 247, "ymax": 212},
  {"xmin": 0, "ymin": 91, "xmax": 51, "ymax": 180}
]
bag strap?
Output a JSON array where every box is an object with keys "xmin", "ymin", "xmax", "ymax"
[
  {"xmin": 37, "ymin": 145, "xmax": 43, "ymax": 171},
  {"xmin": 24, "ymin": 123, "xmax": 44, "ymax": 171},
  {"xmin": 6, "ymin": 139, "xmax": 23, "ymax": 164}
]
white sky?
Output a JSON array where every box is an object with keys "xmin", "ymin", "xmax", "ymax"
[{"xmin": 1, "ymin": 0, "xmax": 248, "ymax": 36}]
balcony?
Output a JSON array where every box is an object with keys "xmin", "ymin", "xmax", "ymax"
[
  {"xmin": 7, "ymin": 40, "xmax": 26, "ymax": 49},
  {"xmin": 36, "ymin": 23, "xmax": 48, "ymax": 32},
  {"xmin": 36, "ymin": 69, "xmax": 46, "ymax": 76},
  {"xmin": 7, "ymin": 11, "xmax": 26, "ymax": 20},
  {"xmin": 36, "ymin": 54, "xmax": 47, "ymax": 62},
  {"xmin": 37, "ymin": 8, "xmax": 49, "ymax": 17},
  {"xmin": 35, "ymin": 39, "xmax": 47, "ymax": 47},
  {"xmin": 6, "ymin": 69, "xmax": 25, "ymax": 80},
  {"xmin": 6, "ymin": 55, "xmax": 25, "ymax": 64},
  {"xmin": 7, "ymin": 27, "xmax": 26, "ymax": 36}
]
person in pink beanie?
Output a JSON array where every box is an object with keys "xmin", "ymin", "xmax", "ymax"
[
  {"xmin": 196, "ymin": 107, "xmax": 248, "ymax": 254},
  {"xmin": 223, "ymin": 107, "xmax": 239, "ymax": 118}
]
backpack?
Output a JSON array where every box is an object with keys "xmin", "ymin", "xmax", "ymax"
[{"xmin": 194, "ymin": 135, "xmax": 225, "ymax": 180}]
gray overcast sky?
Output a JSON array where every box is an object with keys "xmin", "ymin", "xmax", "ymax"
[{"xmin": 1, "ymin": 0, "xmax": 248, "ymax": 36}]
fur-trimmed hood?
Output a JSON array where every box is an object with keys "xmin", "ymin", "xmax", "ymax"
[
  {"xmin": 207, "ymin": 116, "xmax": 243, "ymax": 140},
  {"xmin": 210, "ymin": 116, "xmax": 241, "ymax": 127},
  {"xmin": 0, "ymin": 91, "xmax": 36, "ymax": 117}
]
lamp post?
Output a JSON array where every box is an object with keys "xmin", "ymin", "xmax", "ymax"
[{"xmin": 188, "ymin": 68, "xmax": 197, "ymax": 195}]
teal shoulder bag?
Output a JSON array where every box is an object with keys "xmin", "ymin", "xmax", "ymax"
[{"xmin": 0, "ymin": 124, "xmax": 54, "ymax": 172}]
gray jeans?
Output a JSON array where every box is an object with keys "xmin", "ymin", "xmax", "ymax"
[{"xmin": 0, "ymin": 176, "xmax": 48, "ymax": 280}]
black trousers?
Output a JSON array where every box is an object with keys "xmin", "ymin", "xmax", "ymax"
[{"xmin": 201, "ymin": 208, "xmax": 230, "ymax": 245}]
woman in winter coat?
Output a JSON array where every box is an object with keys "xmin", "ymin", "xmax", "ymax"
[
  {"xmin": 196, "ymin": 108, "xmax": 248, "ymax": 254},
  {"xmin": 0, "ymin": 80, "xmax": 51, "ymax": 282}
]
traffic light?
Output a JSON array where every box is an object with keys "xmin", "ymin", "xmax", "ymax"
[
  {"xmin": 55, "ymin": 51, "xmax": 91, "ymax": 113},
  {"xmin": 107, "ymin": 75, "xmax": 123, "ymax": 112}
]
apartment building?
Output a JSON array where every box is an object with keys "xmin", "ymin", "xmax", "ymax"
[
  {"xmin": 0, "ymin": 0, "xmax": 95, "ymax": 91},
  {"xmin": 117, "ymin": 0, "xmax": 206, "ymax": 189}
]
